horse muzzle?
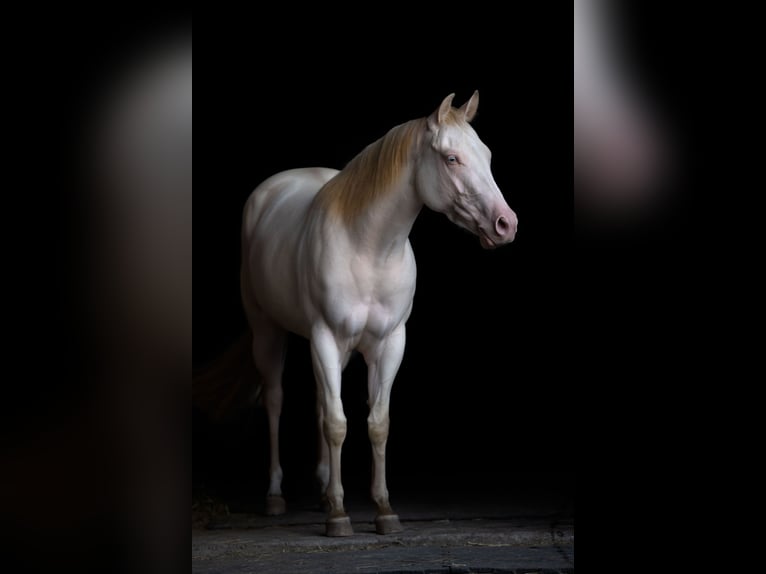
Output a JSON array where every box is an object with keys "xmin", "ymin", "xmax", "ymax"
[{"xmin": 479, "ymin": 208, "xmax": 517, "ymax": 249}]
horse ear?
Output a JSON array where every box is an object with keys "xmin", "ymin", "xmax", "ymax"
[
  {"xmin": 459, "ymin": 90, "xmax": 479, "ymax": 122},
  {"xmin": 428, "ymin": 93, "xmax": 455, "ymax": 131}
]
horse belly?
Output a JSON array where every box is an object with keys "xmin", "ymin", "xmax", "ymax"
[{"xmin": 250, "ymin": 235, "xmax": 308, "ymax": 335}]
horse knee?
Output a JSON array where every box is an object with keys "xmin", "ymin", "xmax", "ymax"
[
  {"xmin": 323, "ymin": 415, "xmax": 347, "ymax": 446},
  {"xmin": 367, "ymin": 416, "xmax": 389, "ymax": 445}
]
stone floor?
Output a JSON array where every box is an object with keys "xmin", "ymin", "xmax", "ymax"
[{"xmin": 192, "ymin": 494, "xmax": 574, "ymax": 573}]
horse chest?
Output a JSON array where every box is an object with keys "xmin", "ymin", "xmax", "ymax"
[{"xmin": 324, "ymin": 269, "xmax": 414, "ymax": 345}]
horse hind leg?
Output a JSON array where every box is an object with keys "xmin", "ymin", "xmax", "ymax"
[
  {"xmin": 249, "ymin": 315, "xmax": 288, "ymax": 516},
  {"xmin": 315, "ymin": 383, "xmax": 333, "ymax": 512}
]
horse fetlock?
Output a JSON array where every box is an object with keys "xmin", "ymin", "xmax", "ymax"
[
  {"xmin": 268, "ymin": 466, "xmax": 283, "ymax": 495},
  {"xmin": 269, "ymin": 466, "xmax": 283, "ymax": 480},
  {"xmin": 326, "ymin": 488, "xmax": 345, "ymax": 513},
  {"xmin": 371, "ymin": 484, "xmax": 391, "ymax": 509}
]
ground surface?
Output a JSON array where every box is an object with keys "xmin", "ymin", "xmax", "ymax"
[{"xmin": 192, "ymin": 494, "xmax": 574, "ymax": 574}]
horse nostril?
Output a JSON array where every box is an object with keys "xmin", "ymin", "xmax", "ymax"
[{"xmin": 495, "ymin": 216, "xmax": 510, "ymax": 236}]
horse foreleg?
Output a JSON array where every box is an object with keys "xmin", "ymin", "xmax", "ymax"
[
  {"xmin": 366, "ymin": 325, "xmax": 406, "ymax": 535},
  {"xmin": 311, "ymin": 325, "xmax": 352, "ymax": 536}
]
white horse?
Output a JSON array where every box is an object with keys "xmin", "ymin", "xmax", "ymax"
[{"xmin": 241, "ymin": 92, "xmax": 517, "ymax": 537}]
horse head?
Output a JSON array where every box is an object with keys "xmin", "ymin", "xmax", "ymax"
[{"xmin": 415, "ymin": 91, "xmax": 517, "ymax": 249}]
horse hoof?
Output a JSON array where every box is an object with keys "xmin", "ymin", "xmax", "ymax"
[
  {"xmin": 375, "ymin": 514, "xmax": 403, "ymax": 535},
  {"xmin": 326, "ymin": 516, "xmax": 354, "ymax": 537},
  {"xmin": 265, "ymin": 495, "xmax": 286, "ymax": 516}
]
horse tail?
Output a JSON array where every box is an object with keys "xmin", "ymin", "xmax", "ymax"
[{"xmin": 193, "ymin": 331, "xmax": 262, "ymax": 420}]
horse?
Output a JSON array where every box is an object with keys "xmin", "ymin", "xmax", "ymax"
[{"xmin": 240, "ymin": 91, "xmax": 517, "ymax": 537}]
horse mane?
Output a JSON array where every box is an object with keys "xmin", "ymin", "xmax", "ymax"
[{"xmin": 316, "ymin": 118, "xmax": 426, "ymax": 221}]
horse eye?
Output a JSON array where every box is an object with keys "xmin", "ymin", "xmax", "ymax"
[{"xmin": 446, "ymin": 155, "xmax": 458, "ymax": 164}]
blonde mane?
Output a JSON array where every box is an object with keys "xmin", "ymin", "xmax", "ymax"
[{"xmin": 316, "ymin": 118, "xmax": 426, "ymax": 221}]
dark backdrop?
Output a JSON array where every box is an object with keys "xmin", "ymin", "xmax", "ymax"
[
  {"xmin": 194, "ymin": 76, "xmax": 572, "ymax": 507},
  {"xmin": 194, "ymin": 1, "xmax": 726, "ymax": 516},
  {"xmin": 192, "ymin": 7, "xmax": 698, "ymax": 511}
]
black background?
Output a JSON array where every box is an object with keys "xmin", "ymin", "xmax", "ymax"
[
  {"xmin": 194, "ymin": 10, "xmax": 578, "ymax": 510},
  {"xmin": 5, "ymin": 3, "xmax": 758, "ymax": 572},
  {"xmin": 194, "ymin": 4, "xmax": 711, "ymax": 513}
]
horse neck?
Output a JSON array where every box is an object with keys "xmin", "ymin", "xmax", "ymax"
[{"xmin": 345, "ymin": 166, "xmax": 422, "ymax": 263}]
